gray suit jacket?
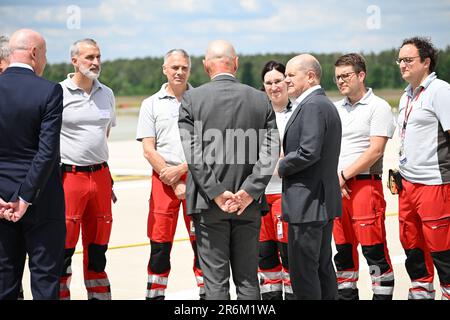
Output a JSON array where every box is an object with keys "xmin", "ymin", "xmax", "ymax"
[
  {"xmin": 178, "ymin": 74, "xmax": 279, "ymax": 217},
  {"xmin": 278, "ymin": 88, "xmax": 342, "ymax": 223}
]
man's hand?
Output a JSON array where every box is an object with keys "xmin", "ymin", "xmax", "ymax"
[
  {"xmin": 160, "ymin": 164, "xmax": 186, "ymax": 186},
  {"xmin": 233, "ymin": 190, "xmax": 254, "ymax": 215},
  {"xmin": 172, "ymin": 181, "xmax": 186, "ymax": 200},
  {"xmin": 339, "ymin": 171, "xmax": 351, "ymax": 199},
  {"xmin": 214, "ymin": 191, "xmax": 240, "ymax": 213},
  {"xmin": 276, "ymin": 151, "xmax": 284, "ymax": 178},
  {"xmin": 2, "ymin": 199, "xmax": 29, "ymax": 222},
  {"xmin": 341, "ymin": 185, "xmax": 351, "ymax": 200},
  {"xmin": 0, "ymin": 197, "xmax": 11, "ymax": 219}
]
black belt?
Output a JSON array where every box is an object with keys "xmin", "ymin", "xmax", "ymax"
[
  {"xmin": 61, "ymin": 162, "xmax": 108, "ymax": 173},
  {"xmin": 352, "ymin": 174, "xmax": 381, "ymax": 181}
]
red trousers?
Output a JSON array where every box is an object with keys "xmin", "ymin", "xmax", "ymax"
[
  {"xmin": 258, "ymin": 194, "xmax": 293, "ymax": 300},
  {"xmin": 59, "ymin": 166, "xmax": 113, "ymax": 300},
  {"xmin": 333, "ymin": 178, "xmax": 394, "ymax": 300},
  {"xmin": 399, "ymin": 180, "xmax": 450, "ymax": 300},
  {"xmin": 146, "ymin": 171, "xmax": 203, "ymax": 299}
]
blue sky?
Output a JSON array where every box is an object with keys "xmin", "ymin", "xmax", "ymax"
[{"xmin": 1, "ymin": 0, "xmax": 449, "ymax": 63}]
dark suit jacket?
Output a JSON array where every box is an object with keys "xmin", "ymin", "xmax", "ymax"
[
  {"xmin": 278, "ymin": 88, "xmax": 342, "ymax": 223},
  {"xmin": 178, "ymin": 74, "xmax": 279, "ymax": 217},
  {"xmin": 0, "ymin": 67, "xmax": 64, "ymax": 223}
]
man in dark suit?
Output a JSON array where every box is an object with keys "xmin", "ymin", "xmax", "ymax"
[
  {"xmin": 0, "ymin": 29, "xmax": 65, "ymax": 300},
  {"xmin": 278, "ymin": 54, "xmax": 342, "ymax": 300},
  {"xmin": 178, "ymin": 40, "xmax": 279, "ymax": 300}
]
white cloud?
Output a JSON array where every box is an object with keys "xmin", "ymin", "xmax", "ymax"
[
  {"xmin": 166, "ymin": 0, "xmax": 213, "ymax": 13},
  {"xmin": 1, "ymin": 0, "xmax": 449, "ymax": 63},
  {"xmin": 240, "ymin": 0, "xmax": 260, "ymax": 12},
  {"xmin": 98, "ymin": 1, "xmax": 116, "ymax": 21},
  {"xmin": 34, "ymin": 9, "xmax": 52, "ymax": 22}
]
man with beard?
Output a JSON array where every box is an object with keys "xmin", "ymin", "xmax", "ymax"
[{"xmin": 58, "ymin": 38, "xmax": 116, "ymax": 300}]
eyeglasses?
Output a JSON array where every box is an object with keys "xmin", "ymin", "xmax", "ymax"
[
  {"xmin": 334, "ymin": 71, "xmax": 356, "ymax": 83},
  {"xmin": 264, "ymin": 79, "xmax": 285, "ymax": 87},
  {"xmin": 396, "ymin": 56, "xmax": 420, "ymax": 65}
]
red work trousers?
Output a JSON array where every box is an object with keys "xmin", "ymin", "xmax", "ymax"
[
  {"xmin": 59, "ymin": 166, "xmax": 113, "ymax": 300},
  {"xmin": 258, "ymin": 194, "xmax": 293, "ymax": 300},
  {"xmin": 333, "ymin": 178, "xmax": 394, "ymax": 300},
  {"xmin": 146, "ymin": 171, "xmax": 203, "ymax": 300},
  {"xmin": 399, "ymin": 180, "xmax": 450, "ymax": 300}
]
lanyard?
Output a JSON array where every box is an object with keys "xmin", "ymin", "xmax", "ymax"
[{"xmin": 401, "ymin": 87, "xmax": 424, "ymax": 138}]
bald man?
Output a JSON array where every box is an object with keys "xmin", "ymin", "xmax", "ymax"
[
  {"xmin": 178, "ymin": 40, "xmax": 279, "ymax": 300},
  {"xmin": 0, "ymin": 29, "xmax": 65, "ymax": 299},
  {"xmin": 278, "ymin": 54, "xmax": 342, "ymax": 300}
]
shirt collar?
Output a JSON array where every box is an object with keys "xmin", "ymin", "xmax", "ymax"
[
  {"xmin": 8, "ymin": 62, "xmax": 34, "ymax": 72},
  {"xmin": 211, "ymin": 73, "xmax": 236, "ymax": 80},
  {"xmin": 290, "ymin": 85, "xmax": 321, "ymax": 111},
  {"xmin": 342, "ymin": 88, "xmax": 373, "ymax": 107},
  {"xmin": 405, "ymin": 72, "xmax": 436, "ymax": 98},
  {"xmin": 64, "ymin": 73, "xmax": 102, "ymax": 93},
  {"xmin": 157, "ymin": 82, "xmax": 193, "ymax": 99}
]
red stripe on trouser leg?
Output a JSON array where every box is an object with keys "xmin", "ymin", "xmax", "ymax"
[
  {"xmin": 59, "ymin": 276, "xmax": 71, "ymax": 300},
  {"xmin": 259, "ymin": 265, "xmax": 283, "ymax": 296},
  {"xmin": 282, "ymin": 269, "xmax": 292, "ymax": 292},
  {"xmin": 441, "ymin": 284, "xmax": 450, "ymax": 300},
  {"xmin": 146, "ymin": 272, "xmax": 169, "ymax": 299}
]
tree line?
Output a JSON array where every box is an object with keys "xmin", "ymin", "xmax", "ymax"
[{"xmin": 44, "ymin": 47, "xmax": 450, "ymax": 97}]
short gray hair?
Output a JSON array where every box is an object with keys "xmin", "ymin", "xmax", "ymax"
[
  {"xmin": 0, "ymin": 35, "xmax": 10, "ymax": 60},
  {"xmin": 164, "ymin": 49, "xmax": 191, "ymax": 67},
  {"xmin": 310, "ymin": 59, "xmax": 322, "ymax": 81},
  {"xmin": 70, "ymin": 38, "xmax": 98, "ymax": 58}
]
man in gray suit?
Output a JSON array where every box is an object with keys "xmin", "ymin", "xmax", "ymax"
[
  {"xmin": 278, "ymin": 54, "xmax": 342, "ymax": 300},
  {"xmin": 178, "ymin": 40, "xmax": 279, "ymax": 300}
]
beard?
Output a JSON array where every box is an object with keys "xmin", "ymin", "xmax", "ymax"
[{"xmin": 79, "ymin": 64, "xmax": 101, "ymax": 80}]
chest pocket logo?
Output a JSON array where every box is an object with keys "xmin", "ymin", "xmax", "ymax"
[{"xmin": 98, "ymin": 109, "xmax": 111, "ymax": 120}]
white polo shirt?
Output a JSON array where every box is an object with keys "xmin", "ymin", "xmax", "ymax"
[
  {"xmin": 136, "ymin": 83, "xmax": 192, "ymax": 166},
  {"xmin": 398, "ymin": 72, "xmax": 450, "ymax": 185},
  {"xmin": 265, "ymin": 103, "xmax": 293, "ymax": 195},
  {"xmin": 335, "ymin": 88, "xmax": 395, "ymax": 175},
  {"xmin": 60, "ymin": 74, "xmax": 116, "ymax": 166}
]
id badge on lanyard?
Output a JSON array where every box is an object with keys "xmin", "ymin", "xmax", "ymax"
[
  {"xmin": 399, "ymin": 88, "xmax": 423, "ymax": 165},
  {"xmin": 276, "ymin": 215, "xmax": 283, "ymax": 240}
]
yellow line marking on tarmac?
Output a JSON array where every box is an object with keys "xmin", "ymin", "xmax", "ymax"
[
  {"xmin": 386, "ymin": 212, "xmax": 399, "ymax": 217},
  {"xmin": 74, "ymin": 237, "xmax": 190, "ymax": 255},
  {"xmin": 112, "ymin": 175, "xmax": 149, "ymax": 182}
]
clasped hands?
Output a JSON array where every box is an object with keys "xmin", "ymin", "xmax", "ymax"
[
  {"xmin": 0, "ymin": 197, "xmax": 29, "ymax": 222},
  {"xmin": 160, "ymin": 164, "xmax": 186, "ymax": 200},
  {"xmin": 214, "ymin": 190, "xmax": 253, "ymax": 215}
]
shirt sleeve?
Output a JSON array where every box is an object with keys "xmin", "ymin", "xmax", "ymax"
[
  {"xmin": 370, "ymin": 98, "xmax": 395, "ymax": 138},
  {"xmin": 433, "ymin": 85, "xmax": 450, "ymax": 131},
  {"xmin": 136, "ymin": 97, "xmax": 156, "ymax": 141},
  {"xmin": 110, "ymin": 92, "xmax": 117, "ymax": 128}
]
